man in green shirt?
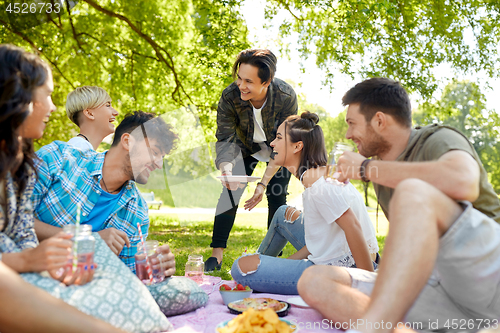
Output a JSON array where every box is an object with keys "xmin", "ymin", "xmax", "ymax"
[{"xmin": 297, "ymin": 78, "xmax": 500, "ymax": 332}]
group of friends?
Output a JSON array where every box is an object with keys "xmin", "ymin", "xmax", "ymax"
[{"xmin": 1, "ymin": 43, "xmax": 499, "ymax": 333}]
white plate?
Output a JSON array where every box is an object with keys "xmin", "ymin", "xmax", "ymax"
[
  {"xmin": 286, "ymin": 296, "xmax": 310, "ymax": 308},
  {"xmin": 215, "ymin": 318, "xmax": 298, "ymax": 333},
  {"xmin": 216, "ymin": 175, "xmax": 260, "ymax": 182}
]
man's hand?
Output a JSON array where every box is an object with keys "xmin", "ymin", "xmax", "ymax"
[
  {"xmin": 336, "ymin": 151, "xmax": 366, "ymax": 183},
  {"xmin": 219, "ymin": 170, "xmax": 245, "ymax": 191},
  {"xmin": 97, "ymin": 228, "xmax": 130, "ymax": 255},
  {"xmin": 150, "ymin": 244, "xmax": 176, "ymax": 278},
  {"xmin": 244, "ymin": 185, "xmax": 265, "ymax": 211}
]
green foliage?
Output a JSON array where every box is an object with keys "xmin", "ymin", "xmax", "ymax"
[
  {"xmin": 319, "ymin": 110, "xmax": 349, "ymax": 153},
  {"xmin": 266, "ymin": 0, "xmax": 500, "ymax": 98},
  {"xmin": 413, "ymin": 80, "xmax": 500, "ymax": 193},
  {"xmin": 1, "ymin": 0, "xmax": 249, "ymax": 148}
]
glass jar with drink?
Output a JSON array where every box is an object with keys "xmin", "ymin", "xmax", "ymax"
[
  {"xmin": 185, "ymin": 254, "xmax": 204, "ymax": 284},
  {"xmin": 63, "ymin": 224, "xmax": 95, "ymax": 278},
  {"xmin": 327, "ymin": 142, "xmax": 355, "ymax": 184},
  {"xmin": 135, "ymin": 240, "xmax": 165, "ymax": 285}
]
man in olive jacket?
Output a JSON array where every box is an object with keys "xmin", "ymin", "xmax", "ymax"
[{"xmin": 205, "ymin": 49, "xmax": 298, "ymax": 271}]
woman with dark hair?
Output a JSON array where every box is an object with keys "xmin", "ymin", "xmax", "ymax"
[
  {"xmin": 0, "ymin": 44, "xmax": 95, "ymax": 284},
  {"xmin": 0, "ymin": 44, "xmax": 130, "ymax": 332},
  {"xmin": 230, "ymin": 112, "xmax": 379, "ymax": 295}
]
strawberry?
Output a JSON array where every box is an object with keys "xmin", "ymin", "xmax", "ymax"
[
  {"xmin": 220, "ymin": 284, "xmax": 231, "ymax": 291},
  {"xmin": 236, "ymin": 284, "xmax": 246, "ymax": 291}
]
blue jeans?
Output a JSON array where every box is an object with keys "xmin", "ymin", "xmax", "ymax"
[
  {"xmin": 231, "ymin": 205, "xmax": 378, "ymax": 295},
  {"xmin": 231, "ymin": 205, "xmax": 310, "ymax": 295},
  {"xmin": 257, "ymin": 205, "xmax": 305, "ymax": 256}
]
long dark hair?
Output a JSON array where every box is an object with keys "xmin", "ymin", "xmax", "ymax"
[
  {"xmin": 0, "ymin": 44, "xmax": 49, "ymax": 191},
  {"xmin": 284, "ymin": 111, "xmax": 327, "ymax": 178}
]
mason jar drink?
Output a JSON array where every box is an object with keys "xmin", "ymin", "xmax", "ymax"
[
  {"xmin": 63, "ymin": 224, "xmax": 95, "ymax": 277},
  {"xmin": 185, "ymin": 254, "xmax": 204, "ymax": 284},
  {"xmin": 135, "ymin": 240, "xmax": 165, "ymax": 285}
]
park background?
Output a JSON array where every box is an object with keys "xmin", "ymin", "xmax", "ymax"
[{"xmin": 2, "ymin": 0, "xmax": 500, "ymax": 279}]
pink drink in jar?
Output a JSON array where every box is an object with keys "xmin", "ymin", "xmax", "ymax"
[
  {"xmin": 185, "ymin": 254, "xmax": 204, "ymax": 284},
  {"xmin": 63, "ymin": 225, "xmax": 95, "ymax": 278},
  {"xmin": 135, "ymin": 240, "xmax": 165, "ymax": 285}
]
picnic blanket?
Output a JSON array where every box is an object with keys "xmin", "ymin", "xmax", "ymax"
[{"xmin": 168, "ymin": 276, "xmax": 340, "ymax": 333}]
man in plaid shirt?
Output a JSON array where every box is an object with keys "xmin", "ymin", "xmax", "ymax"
[{"xmin": 32, "ymin": 111, "xmax": 178, "ymax": 274}]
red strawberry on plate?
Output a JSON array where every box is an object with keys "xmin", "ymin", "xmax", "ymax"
[
  {"xmin": 236, "ymin": 284, "xmax": 246, "ymax": 291},
  {"xmin": 220, "ymin": 284, "xmax": 231, "ymax": 291}
]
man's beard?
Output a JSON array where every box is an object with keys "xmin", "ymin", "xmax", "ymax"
[
  {"xmin": 125, "ymin": 152, "xmax": 152, "ymax": 185},
  {"xmin": 360, "ymin": 124, "xmax": 391, "ymax": 158}
]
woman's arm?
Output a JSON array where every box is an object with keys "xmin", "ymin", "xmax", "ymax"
[
  {"xmin": 336, "ymin": 208, "xmax": 374, "ymax": 272},
  {"xmin": 287, "ymin": 245, "xmax": 311, "ymax": 260}
]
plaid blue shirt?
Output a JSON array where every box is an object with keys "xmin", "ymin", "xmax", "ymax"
[{"xmin": 32, "ymin": 141, "xmax": 149, "ymax": 272}]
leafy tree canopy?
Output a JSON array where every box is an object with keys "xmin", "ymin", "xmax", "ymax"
[
  {"xmin": 1, "ymin": 0, "xmax": 250, "ymax": 148},
  {"xmin": 413, "ymin": 80, "xmax": 500, "ymax": 192},
  {"xmin": 266, "ymin": 0, "xmax": 500, "ymax": 98}
]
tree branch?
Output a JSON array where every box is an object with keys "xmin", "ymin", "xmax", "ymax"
[
  {"xmin": 65, "ymin": 0, "xmax": 87, "ymax": 54},
  {"xmin": 0, "ymin": 19, "xmax": 76, "ymax": 90},
  {"xmin": 78, "ymin": 32, "xmax": 159, "ymax": 61},
  {"xmin": 82, "ymin": 0, "xmax": 193, "ymax": 105},
  {"xmin": 274, "ymin": 0, "xmax": 303, "ymax": 21}
]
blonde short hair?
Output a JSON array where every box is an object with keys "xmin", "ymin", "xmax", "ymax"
[{"xmin": 66, "ymin": 86, "xmax": 111, "ymax": 126}]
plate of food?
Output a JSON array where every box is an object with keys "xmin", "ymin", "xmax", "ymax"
[
  {"xmin": 216, "ymin": 175, "xmax": 261, "ymax": 183},
  {"xmin": 227, "ymin": 298, "xmax": 290, "ymax": 317},
  {"xmin": 216, "ymin": 308, "xmax": 297, "ymax": 333},
  {"xmin": 286, "ymin": 296, "xmax": 310, "ymax": 308}
]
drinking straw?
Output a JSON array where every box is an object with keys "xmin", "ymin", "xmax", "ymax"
[
  {"xmin": 72, "ymin": 203, "xmax": 81, "ymax": 274},
  {"xmin": 137, "ymin": 223, "xmax": 153, "ymax": 285}
]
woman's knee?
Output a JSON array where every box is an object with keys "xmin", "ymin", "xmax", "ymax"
[
  {"xmin": 232, "ymin": 255, "xmax": 261, "ymax": 278},
  {"xmin": 284, "ymin": 206, "xmax": 301, "ymax": 222}
]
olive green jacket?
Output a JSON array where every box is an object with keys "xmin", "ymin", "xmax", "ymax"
[{"xmin": 215, "ymin": 78, "xmax": 298, "ymax": 169}]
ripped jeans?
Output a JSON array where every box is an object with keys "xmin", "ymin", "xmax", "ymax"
[
  {"xmin": 231, "ymin": 205, "xmax": 314, "ymax": 295},
  {"xmin": 257, "ymin": 205, "xmax": 305, "ymax": 256}
]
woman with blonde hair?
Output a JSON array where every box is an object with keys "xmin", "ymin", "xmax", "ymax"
[{"xmin": 66, "ymin": 86, "xmax": 118, "ymax": 150}]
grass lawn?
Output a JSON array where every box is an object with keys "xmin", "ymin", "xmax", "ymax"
[{"xmin": 148, "ymin": 211, "xmax": 387, "ymax": 281}]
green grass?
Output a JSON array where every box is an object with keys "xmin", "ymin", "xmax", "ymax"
[{"xmin": 149, "ymin": 214, "xmax": 387, "ymax": 281}]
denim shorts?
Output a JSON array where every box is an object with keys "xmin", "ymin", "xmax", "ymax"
[{"xmin": 346, "ymin": 202, "xmax": 500, "ymax": 332}]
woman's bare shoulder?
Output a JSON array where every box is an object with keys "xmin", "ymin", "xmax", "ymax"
[{"xmin": 302, "ymin": 167, "xmax": 327, "ymax": 188}]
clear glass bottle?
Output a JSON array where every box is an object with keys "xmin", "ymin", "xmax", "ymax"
[
  {"xmin": 185, "ymin": 254, "xmax": 204, "ymax": 284},
  {"xmin": 63, "ymin": 225, "xmax": 95, "ymax": 276}
]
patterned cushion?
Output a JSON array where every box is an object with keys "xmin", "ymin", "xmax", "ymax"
[
  {"xmin": 21, "ymin": 234, "xmax": 173, "ymax": 333},
  {"xmin": 147, "ymin": 276, "xmax": 208, "ymax": 316}
]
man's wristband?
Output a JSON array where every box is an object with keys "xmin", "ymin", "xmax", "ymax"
[
  {"xmin": 257, "ymin": 182, "xmax": 267, "ymax": 189},
  {"xmin": 360, "ymin": 159, "xmax": 372, "ymax": 182}
]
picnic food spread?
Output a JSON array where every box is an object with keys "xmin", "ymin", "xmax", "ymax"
[{"xmin": 217, "ymin": 308, "xmax": 295, "ymax": 333}]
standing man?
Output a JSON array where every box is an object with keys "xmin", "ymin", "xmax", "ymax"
[
  {"xmin": 296, "ymin": 77, "xmax": 500, "ymax": 332},
  {"xmin": 205, "ymin": 49, "xmax": 298, "ymax": 272}
]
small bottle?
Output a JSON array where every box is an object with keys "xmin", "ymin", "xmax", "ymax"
[
  {"xmin": 185, "ymin": 254, "xmax": 204, "ymax": 284},
  {"xmin": 63, "ymin": 225, "xmax": 95, "ymax": 277}
]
